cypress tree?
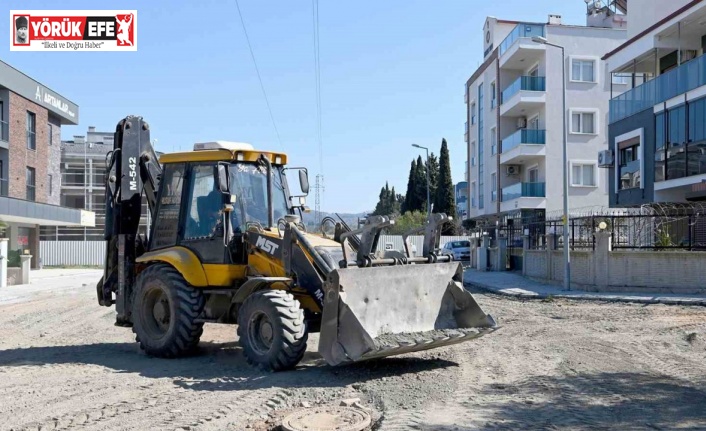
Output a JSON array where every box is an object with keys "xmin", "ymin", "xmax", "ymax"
[
  {"xmin": 427, "ymin": 152, "xmax": 440, "ymax": 204},
  {"xmin": 414, "ymin": 155, "xmax": 428, "ymax": 213},
  {"xmin": 435, "ymin": 138, "xmax": 456, "ymax": 234},
  {"xmin": 402, "ymin": 159, "xmax": 417, "ymax": 213}
]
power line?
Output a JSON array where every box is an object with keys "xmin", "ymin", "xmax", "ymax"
[{"xmin": 234, "ymin": 0, "xmax": 283, "ymax": 148}]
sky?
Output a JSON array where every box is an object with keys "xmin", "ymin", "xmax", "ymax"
[{"xmin": 1, "ymin": 1, "xmax": 587, "ymax": 213}]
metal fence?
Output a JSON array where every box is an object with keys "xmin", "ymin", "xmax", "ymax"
[
  {"xmin": 40, "ymin": 241, "xmax": 105, "ymax": 266},
  {"xmin": 520, "ymin": 204, "xmax": 706, "ymax": 251}
]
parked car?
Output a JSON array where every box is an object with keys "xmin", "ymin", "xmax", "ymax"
[{"xmin": 439, "ymin": 240, "xmax": 471, "ymax": 261}]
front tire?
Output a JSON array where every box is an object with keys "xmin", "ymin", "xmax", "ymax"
[
  {"xmin": 132, "ymin": 263, "xmax": 205, "ymax": 358},
  {"xmin": 237, "ymin": 290, "xmax": 308, "ymax": 371}
]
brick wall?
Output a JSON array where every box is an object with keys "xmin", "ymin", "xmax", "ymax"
[{"xmin": 8, "ymin": 92, "xmax": 50, "ymax": 203}]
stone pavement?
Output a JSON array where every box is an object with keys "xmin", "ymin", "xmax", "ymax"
[{"xmin": 463, "ymin": 268, "xmax": 706, "ymax": 306}]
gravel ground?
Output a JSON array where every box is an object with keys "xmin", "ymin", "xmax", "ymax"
[{"xmin": 1, "ymin": 270, "xmax": 705, "ymax": 430}]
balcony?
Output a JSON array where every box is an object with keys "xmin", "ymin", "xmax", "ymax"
[
  {"xmin": 500, "ymin": 129, "xmax": 546, "ymax": 165},
  {"xmin": 610, "ymin": 54, "xmax": 706, "ymax": 124},
  {"xmin": 0, "ymin": 120, "xmax": 8, "ymax": 145},
  {"xmin": 500, "ymin": 182, "xmax": 546, "ymax": 213},
  {"xmin": 498, "ymin": 23, "xmax": 546, "ymax": 70},
  {"xmin": 500, "ymin": 76, "xmax": 546, "ymax": 117}
]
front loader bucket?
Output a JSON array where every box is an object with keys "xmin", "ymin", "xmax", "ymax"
[{"xmin": 318, "ymin": 262, "xmax": 499, "ymax": 366}]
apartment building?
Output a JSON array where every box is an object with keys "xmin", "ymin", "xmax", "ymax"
[
  {"xmin": 605, "ymin": 0, "xmax": 706, "ymax": 205},
  {"xmin": 41, "ymin": 126, "xmax": 153, "ymax": 241},
  {"xmin": 464, "ymin": 5, "xmax": 627, "ymax": 229},
  {"xmin": 0, "ymin": 60, "xmax": 93, "ymax": 267}
]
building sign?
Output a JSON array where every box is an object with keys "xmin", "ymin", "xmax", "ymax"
[
  {"xmin": 35, "ymin": 85, "xmax": 75, "ymax": 119},
  {"xmin": 0, "ymin": 60, "xmax": 79, "ymax": 124},
  {"xmin": 80, "ymin": 210, "xmax": 96, "ymax": 227},
  {"xmin": 10, "ymin": 10, "xmax": 137, "ymax": 51}
]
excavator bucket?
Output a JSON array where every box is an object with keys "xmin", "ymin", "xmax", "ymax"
[{"xmin": 318, "ymin": 261, "xmax": 498, "ymax": 366}]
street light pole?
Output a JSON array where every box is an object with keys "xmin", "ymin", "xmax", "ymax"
[
  {"xmin": 532, "ymin": 36, "xmax": 571, "ymax": 290},
  {"xmin": 412, "ymin": 144, "xmax": 431, "ymax": 215}
]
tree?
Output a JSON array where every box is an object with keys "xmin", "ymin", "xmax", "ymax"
[
  {"xmin": 387, "ymin": 210, "xmax": 428, "ymax": 235},
  {"xmin": 373, "ymin": 183, "xmax": 403, "ymax": 216},
  {"xmin": 414, "ymin": 155, "xmax": 427, "ymax": 212},
  {"xmin": 427, "ymin": 152, "xmax": 440, "ymax": 204},
  {"xmin": 402, "ymin": 159, "xmax": 417, "ymax": 214},
  {"xmin": 434, "ymin": 138, "xmax": 456, "ymax": 234}
]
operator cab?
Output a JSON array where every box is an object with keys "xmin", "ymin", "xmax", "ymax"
[{"xmin": 149, "ymin": 141, "xmax": 309, "ymax": 266}]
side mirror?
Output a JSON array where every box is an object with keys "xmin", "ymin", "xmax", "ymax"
[
  {"xmin": 216, "ymin": 163, "xmax": 230, "ymax": 194},
  {"xmin": 299, "ymin": 169, "xmax": 309, "ymax": 195}
]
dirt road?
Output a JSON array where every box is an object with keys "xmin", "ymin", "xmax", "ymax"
[{"xmin": 1, "ymin": 270, "xmax": 705, "ymax": 430}]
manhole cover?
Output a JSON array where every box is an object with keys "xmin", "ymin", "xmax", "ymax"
[{"xmin": 281, "ymin": 406, "xmax": 371, "ymax": 431}]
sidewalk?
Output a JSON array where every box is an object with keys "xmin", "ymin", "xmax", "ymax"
[{"xmin": 463, "ymin": 269, "xmax": 706, "ymax": 306}]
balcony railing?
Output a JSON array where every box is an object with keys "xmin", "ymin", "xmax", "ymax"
[
  {"xmin": 0, "ymin": 120, "xmax": 8, "ymax": 142},
  {"xmin": 498, "ymin": 23, "xmax": 545, "ymax": 57},
  {"xmin": 501, "ymin": 76, "xmax": 546, "ymax": 104},
  {"xmin": 502, "ymin": 182, "xmax": 546, "ymax": 201},
  {"xmin": 501, "ymin": 129, "xmax": 546, "ymax": 153},
  {"xmin": 0, "ymin": 179, "xmax": 7, "ymax": 197},
  {"xmin": 610, "ymin": 54, "xmax": 706, "ymax": 124}
]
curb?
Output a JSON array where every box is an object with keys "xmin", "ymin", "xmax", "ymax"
[{"xmin": 463, "ymin": 281, "xmax": 706, "ymax": 307}]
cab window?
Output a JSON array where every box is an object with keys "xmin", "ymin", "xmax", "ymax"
[{"xmin": 184, "ymin": 164, "xmax": 223, "ymax": 239}]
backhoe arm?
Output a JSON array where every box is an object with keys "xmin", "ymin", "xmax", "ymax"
[{"xmin": 97, "ymin": 116, "xmax": 161, "ymax": 327}]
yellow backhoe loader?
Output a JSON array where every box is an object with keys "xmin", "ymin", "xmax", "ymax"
[{"xmin": 96, "ymin": 115, "xmax": 498, "ymax": 371}]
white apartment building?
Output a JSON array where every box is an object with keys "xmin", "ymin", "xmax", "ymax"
[{"xmin": 464, "ymin": 5, "xmax": 627, "ymax": 228}]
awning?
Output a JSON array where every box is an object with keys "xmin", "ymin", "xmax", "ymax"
[{"xmin": 0, "ymin": 197, "xmax": 94, "ymax": 226}]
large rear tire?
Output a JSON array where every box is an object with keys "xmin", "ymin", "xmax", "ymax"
[
  {"xmin": 132, "ymin": 263, "xmax": 205, "ymax": 358},
  {"xmin": 237, "ymin": 290, "xmax": 308, "ymax": 371}
]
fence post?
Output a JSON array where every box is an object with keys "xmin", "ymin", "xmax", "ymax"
[
  {"xmin": 479, "ymin": 233, "xmax": 490, "ymax": 272},
  {"xmin": 497, "ymin": 236, "xmax": 508, "ymax": 272},
  {"xmin": 594, "ymin": 230, "xmax": 612, "ymax": 290},
  {"xmin": 522, "ymin": 234, "xmax": 530, "ymax": 276},
  {"xmin": 547, "ymin": 233, "xmax": 557, "ymax": 281}
]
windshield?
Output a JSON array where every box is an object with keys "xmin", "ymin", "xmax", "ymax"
[
  {"xmin": 452, "ymin": 241, "xmax": 470, "ymax": 248},
  {"xmin": 229, "ymin": 162, "xmax": 290, "ymax": 230}
]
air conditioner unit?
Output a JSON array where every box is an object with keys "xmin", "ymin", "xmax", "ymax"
[
  {"xmin": 598, "ymin": 149, "xmax": 614, "ymax": 168},
  {"xmin": 517, "ymin": 117, "xmax": 527, "ymax": 129},
  {"xmin": 506, "ymin": 165, "xmax": 521, "ymax": 176}
]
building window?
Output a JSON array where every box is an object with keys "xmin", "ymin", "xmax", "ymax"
[
  {"xmin": 667, "ymin": 104, "xmax": 687, "ymax": 180},
  {"xmin": 570, "ymin": 110, "xmax": 596, "ymax": 134},
  {"xmin": 26, "ymin": 167, "xmax": 36, "ymax": 201},
  {"xmin": 471, "ymin": 181, "xmax": 476, "ymax": 207},
  {"xmin": 655, "ymin": 112, "xmax": 666, "ymax": 182},
  {"xmin": 471, "ymin": 103, "xmax": 476, "ymax": 125},
  {"xmin": 490, "ymin": 82, "xmax": 496, "ymax": 109},
  {"xmin": 48, "ymin": 123, "xmax": 53, "ymax": 146},
  {"xmin": 491, "ymin": 128, "xmax": 497, "ymax": 155},
  {"xmin": 571, "ymin": 58, "xmax": 596, "ymax": 82},
  {"xmin": 27, "ymin": 111, "xmax": 36, "ymax": 150},
  {"xmin": 471, "ymin": 142, "xmax": 476, "ymax": 166},
  {"xmin": 687, "ymin": 98, "xmax": 706, "ymax": 178},
  {"xmin": 48, "ymin": 174, "xmax": 53, "ymax": 196},
  {"xmin": 612, "ymin": 73, "xmax": 630, "ymax": 85},
  {"xmin": 617, "ymin": 133, "xmax": 641, "ymax": 190},
  {"xmin": 491, "ymin": 173, "xmax": 497, "ymax": 201},
  {"xmin": 571, "ymin": 163, "xmax": 596, "ymax": 187}
]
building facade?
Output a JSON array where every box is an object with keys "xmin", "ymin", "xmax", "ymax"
[
  {"xmin": 464, "ymin": 8, "xmax": 627, "ymax": 228},
  {"xmin": 0, "ymin": 60, "xmax": 93, "ymax": 267},
  {"xmin": 605, "ymin": 0, "xmax": 706, "ymax": 205},
  {"xmin": 41, "ymin": 126, "xmax": 153, "ymax": 241}
]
